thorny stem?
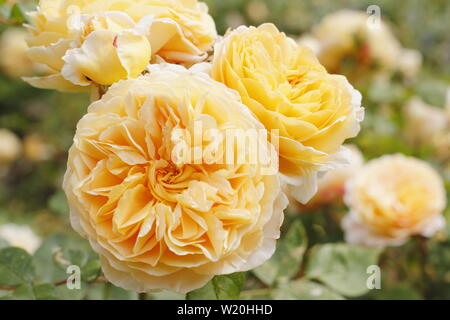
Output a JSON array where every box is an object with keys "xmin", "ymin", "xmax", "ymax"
[{"xmin": 0, "ymin": 276, "xmax": 108, "ymax": 291}]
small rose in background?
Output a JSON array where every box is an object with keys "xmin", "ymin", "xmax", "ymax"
[
  {"xmin": 342, "ymin": 154, "xmax": 447, "ymax": 248},
  {"xmin": 0, "ymin": 129, "xmax": 21, "ymax": 165},
  {"xmin": 23, "ymin": 134, "xmax": 55, "ymax": 162},
  {"xmin": 403, "ymin": 97, "xmax": 450, "ymax": 162},
  {"xmin": 0, "ymin": 28, "xmax": 47, "ymax": 79},
  {"xmin": 0, "ymin": 224, "xmax": 42, "ymax": 254},
  {"xmin": 298, "ymin": 10, "xmax": 422, "ymax": 83},
  {"xmin": 0, "ymin": 129, "xmax": 22, "ymax": 178}
]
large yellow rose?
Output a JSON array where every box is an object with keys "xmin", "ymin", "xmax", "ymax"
[
  {"xmin": 211, "ymin": 23, "xmax": 363, "ymax": 203},
  {"xmin": 63, "ymin": 64, "xmax": 287, "ymax": 293},
  {"xmin": 25, "ymin": 0, "xmax": 217, "ymax": 91},
  {"xmin": 342, "ymin": 154, "xmax": 447, "ymax": 248}
]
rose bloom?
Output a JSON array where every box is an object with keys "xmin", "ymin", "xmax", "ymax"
[
  {"xmin": 342, "ymin": 154, "xmax": 447, "ymax": 248},
  {"xmin": 63, "ymin": 64, "xmax": 287, "ymax": 293},
  {"xmin": 296, "ymin": 145, "xmax": 364, "ymax": 210},
  {"xmin": 0, "ymin": 224, "xmax": 42, "ymax": 254},
  {"xmin": 25, "ymin": 0, "xmax": 217, "ymax": 91},
  {"xmin": 404, "ymin": 97, "xmax": 450, "ymax": 162},
  {"xmin": 403, "ymin": 97, "xmax": 448, "ymax": 146},
  {"xmin": 0, "ymin": 28, "xmax": 47, "ymax": 78},
  {"xmin": 23, "ymin": 134, "xmax": 55, "ymax": 162},
  {"xmin": 211, "ymin": 23, "xmax": 364, "ymax": 204},
  {"xmin": 306, "ymin": 10, "xmax": 421, "ymax": 81},
  {"xmin": 0, "ymin": 129, "xmax": 22, "ymax": 164}
]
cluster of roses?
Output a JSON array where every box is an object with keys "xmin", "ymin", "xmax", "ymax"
[{"xmin": 21, "ymin": 0, "xmax": 446, "ymax": 294}]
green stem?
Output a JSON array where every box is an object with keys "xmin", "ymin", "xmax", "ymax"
[
  {"xmin": 416, "ymin": 236, "xmax": 430, "ymax": 297},
  {"xmin": 139, "ymin": 292, "xmax": 147, "ymax": 300}
]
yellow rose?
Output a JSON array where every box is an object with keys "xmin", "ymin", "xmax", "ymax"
[
  {"xmin": 63, "ymin": 64, "xmax": 287, "ymax": 293},
  {"xmin": 307, "ymin": 10, "xmax": 421, "ymax": 80},
  {"xmin": 404, "ymin": 97, "xmax": 448, "ymax": 146},
  {"xmin": 296, "ymin": 145, "xmax": 364, "ymax": 209},
  {"xmin": 211, "ymin": 23, "xmax": 363, "ymax": 204},
  {"xmin": 0, "ymin": 129, "xmax": 22, "ymax": 164},
  {"xmin": 403, "ymin": 98, "xmax": 450, "ymax": 162},
  {"xmin": 342, "ymin": 154, "xmax": 447, "ymax": 248},
  {"xmin": 25, "ymin": 0, "xmax": 217, "ymax": 91},
  {"xmin": 0, "ymin": 28, "xmax": 46, "ymax": 78}
]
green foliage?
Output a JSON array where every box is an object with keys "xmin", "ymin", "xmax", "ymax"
[
  {"xmin": 272, "ymin": 280, "xmax": 344, "ymax": 300},
  {"xmin": 253, "ymin": 220, "xmax": 307, "ymax": 286},
  {"xmin": 0, "ymin": 248, "xmax": 34, "ymax": 286},
  {"xmin": 33, "ymin": 234, "xmax": 99, "ymax": 283},
  {"xmin": 305, "ymin": 243, "xmax": 381, "ymax": 297},
  {"xmin": 148, "ymin": 290, "xmax": 186, "ymax": 300},
  {"xmin": 369, "ymin": 284, "xmax": 422, "ymax": 300},
  {"xmin": 9, "ymin": 4, "xmax": 26, "ymax": 23},
  {"xmin": 187, "ymin": 273, "xmax": 246, "ymax": 300},
  {"xmin": 0, "ymin": 0, "xmax": 37, "ymax": 24},
  {"xmin": 0, "ymin": 238, "xmax": 9, "ymax": 249}
]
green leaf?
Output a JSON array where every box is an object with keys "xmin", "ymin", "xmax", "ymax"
[
  {"xmin": 9, "ymin": 4, "xmax": 25, "ymax": 23},
  {"xmin": 370, "ymin": 284, "xmax": 422, "ymax": 300},
  {"xmin": 54, "ymin": 284, "xmax": 87, "ymax": 300},
  {"xmin": 103, "ymin": 283, "xmax": 138, "ymax": 300},
  {"xmin": 33, "ymin": 282, "xmax": 87, "ymax": 300},
  {"xmin": 33, "ymin": 283, "xmax": 59, "ymax": 300},
  {"xmin": 429, "ymin": 240, "xmax": 450, "ymax": 280},
  {"xmin": 253, "ymin": 220, "xmax": 307, "ymax": 286},
  {"xmin": 33, "ymin": 234, "xmax": 99, "ymax": 283},
  {"xmin": 0, "ymin": 237, "xmax": 9, "ymax": 249},
  {"xmin": 53, "ymin": 247, "xmax": 100, "ymax": 282},
  {"xmin": 186, "ymin": 273, "xmax": 246, "ymax": 300},
  {"xmin": 84, "ymin": 282, "xmax": 138, "ymax": 300},
  {"xmin": 272, "ymin": 280, "xmax": 344, "ymax": 300},
  {"xmin": 48, "ymin": 191, "xmax": 69, "ymax": 217},
  {"xmin": 79, "ymin": 259, "xmax": 101, "ymax": 283},
  {"xmin": 7, "ymin": 283, "xmax": 35, "ymax": 300},
  {"xmin": 148, "ymin": 290, "xmax": 185, "ymax": 300},
  {"xmin": 305, "ymin": 243, "xmax": 381, "ymax": 297},
  {"xmin": 240, "ymin": 289, "xmax": 272, "ymax": 300},
  {"xmin": 2, "ymin": 283, "xmax": 87, "ymax": 301},
  {"xmin": 0, "ymin": 247, "xmax": 34, "ymax": 286}
]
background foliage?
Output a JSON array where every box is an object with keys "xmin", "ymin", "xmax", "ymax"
[{"xmin": 0, "ymin": 0, "xmax": 449, "ymax": 300}]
